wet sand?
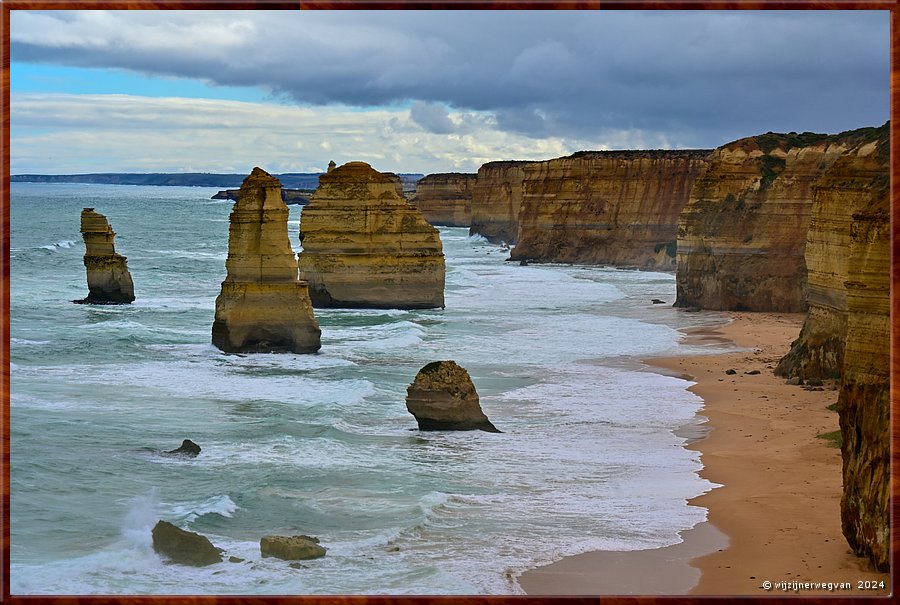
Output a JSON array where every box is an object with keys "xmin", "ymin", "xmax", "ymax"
[{"xmin": 518, "ymin": 312, "xmax": 890, "ymax": 596}]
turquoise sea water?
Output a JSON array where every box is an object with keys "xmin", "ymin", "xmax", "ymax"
[{"xmin": 9, "ymin": 182, "xmax": 730, "ymax": 595}]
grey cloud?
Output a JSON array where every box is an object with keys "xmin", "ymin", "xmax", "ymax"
[
  {"xmin": 10, "ymin": 10, "xmax": 889, "ymax": 149},
  {"xmin": 410, "ymin": 101, "xmax": 456, "ymax": 134}
]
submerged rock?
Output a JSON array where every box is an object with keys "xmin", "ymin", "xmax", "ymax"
[
  {"xmin": 406, "ymin": 360, "xmax": 500, "ymax": 432},
  {"xmin": 297, "ymin": 161, "xmax": 445, "ymax": 309},
  {"xmin": 152, "ymin": 520, "xmax": 223, "ymax": 566},
  {"xmin": 163, "ymin": 439, "xmax": 201, "ymax": 457},
  {"xmin": 73, "ymin": 208, "xmax": 135, "ymax": 304},
  {"xmin": 211, "ymin": 167, "xmax": 321, "ymax": 353},
  {"xmin": 260, "ymin": 535, "xmax": 326, "ymax": 560}
]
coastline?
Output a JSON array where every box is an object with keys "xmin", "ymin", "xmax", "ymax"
[{"xmin": 518, "ymin": 312, "xmax": 890, "ymax": 596}]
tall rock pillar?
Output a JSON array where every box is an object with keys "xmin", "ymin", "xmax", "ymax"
[
  {"xmin": 212, "ymin": 167, "xmax": 321, "ymax": 353},
  {"xmin": 74, "ymin": 208, "xmax": 135, "ymax": 304}
]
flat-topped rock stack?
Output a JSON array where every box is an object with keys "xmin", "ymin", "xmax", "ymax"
[
  {"xmin": 212, "ymin": 167, "xmax": 321, "ymax": 353},
  {"xmin": 297, "ymin": 161, "xmax": 445, "ymax": 309},
  {"xmin": 74, "ymin": 208, "xmax": 135, "ymax": 304}
]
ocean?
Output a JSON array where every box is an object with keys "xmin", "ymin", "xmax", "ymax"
[{"xmin": 9, "ymin": 182, "xmax": 730, "ymax": 595}]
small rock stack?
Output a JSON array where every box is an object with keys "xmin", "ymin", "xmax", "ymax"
[
  {"xmin": 406, "ymin": 360, "xmax": 500, "ymax": 432},
  {"xmin": 74, "ymin": 208, "xmax": 135, "ymax": 304}
]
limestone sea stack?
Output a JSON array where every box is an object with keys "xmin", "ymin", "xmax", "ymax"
[
  {"xmin": 297, "ymin": 161, "xmax": 445, "ymax": 309},
  {"xmin": 405, "ymin": 361, "xmax": 500, "ymax": 432},
  {"xmin": 412, "ymin": 172, "xmax": 477, "ymax": 227},
  {"xmin": 74, "ymin": 208, "xmax": 135, "ymax": 304},
  {"xmin": 211, "ymin": 167, "xmax": 321, "ymax": 353},
  {"xmin": 510, "ymin": 150, "xmax": 710, "ymax": 269}
]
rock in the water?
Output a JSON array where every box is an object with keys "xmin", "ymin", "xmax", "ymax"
[
  {"xmin": 212, "ymin": 167, "xmax": 321, "ymax": 353},
  {"xmin": 260, "ymin": 535, "xmax": 326, "ymax": 560},
  {"xmin": 405, "ymin": 361, "xmax": 500, "ymax": 432},
  {"xmin": 74, "ymin": 208, "xmax": 135, "ymax": 304},
  {"xmin": 297, "ymin": 161, "xmax": 445, "ymax": 309},
  {"xmin": 651, "ymin": 299, "xmax": 666, "ymax": 305},
  {"xmin": 164, "ymin": 439, "xmax": 201, "ymax": 457},
  {"xmin": 152, "ymin": 520, "xmax": 222, "ymax": 566}
]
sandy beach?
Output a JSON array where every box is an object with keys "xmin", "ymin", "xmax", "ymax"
[{"xmin": 519, "ymin": 312, "xmax": 891, "ymax": 596}]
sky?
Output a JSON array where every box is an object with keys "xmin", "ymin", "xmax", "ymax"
[{"xmin": 9, "ymin": 9, "xmax": 890, "ymax": 175}]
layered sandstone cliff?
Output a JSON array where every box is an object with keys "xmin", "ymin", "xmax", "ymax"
[
  {"xmin": 675, "ymin": 128, "xmax": 879, "ymax": 311},
  {"xmin": 469, "ymin": 161, "xmax": 531, "ymax": 244},
  {"xmin": 776, "ymin": 125, "xmax": 889, "ymax": 379},
  {"xmin": 835, "ymin": 132, "xmax": 890, "ymax": 572},
  {"xmin": 509, "ymin": 150, "xmax": 710, "ymax": 268},
  {"xmin": 297, "ymin": 161, "xmax": 445, "ymax": 309},
  {"xmin": 412, "ymin": 173, "xmax": 476, "ymax": 227},
  {"xmin": 211, "ymin": 167, "xmax": 321, "ymax": 353},
  {"xmin": 74, "ymin": 208, "xmax": 135, "ymax": 304}
]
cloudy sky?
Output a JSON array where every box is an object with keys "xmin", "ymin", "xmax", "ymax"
[{"xmin": 9, "ymin": 10, "xmax": 890, "ymax": 175}]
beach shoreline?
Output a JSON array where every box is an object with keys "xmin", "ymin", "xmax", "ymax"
[{"xmin": 518, "ymin": 312, "xmax": 890, "ymax": 596}]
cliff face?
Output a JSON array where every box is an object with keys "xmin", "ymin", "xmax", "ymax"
[
  {"xmin": 412, "ymin": 173, "xmax": 477, "ymax": 227},
  {"xmin": 74, "ymin": 208, "xmax": 135, "ymax": 304},
  {"xmin": 776, "ymin": 125, "xmax": 889, "ymax": 379},
  {"xmin": 834, "ymin": 134, "xmax": 890, "ymax": 571},
  {"xmin": 509, "ymin": 150, "xmax": 710, "ymax": 268},
  {"xmin": 674, "ymin": 128, "xmax": 883, "ymax": 311},
  {"xmin": 211, "ymin": 167, "xmax": 321, "ymax": 353},
  {"xmin": 469, "ymin": 161, "xmax": 531, "ymax": 244},
  {"xmin": 297, "ymin": 161, "xmax": 445, "ymax": 309}
]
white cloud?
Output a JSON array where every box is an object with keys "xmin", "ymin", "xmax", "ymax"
[{"xmin": 10, "ymin": 92, "xmax": 620, "ymax": 174}]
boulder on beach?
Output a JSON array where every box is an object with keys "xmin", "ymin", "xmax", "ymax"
[
  {"xmin": 164, "ymin": 439, "xmax": 201, "ymax": 457},
  {"xmin": 260, "ymin": 535, "xmax": 327, "ymax": 560},
  {"xmin": 405, "ymin": 360, "xmax": 500, "ymax": 432},
  {"xmin": 151, "ymin": 520, "xmax": 223, "ymax": 566}
]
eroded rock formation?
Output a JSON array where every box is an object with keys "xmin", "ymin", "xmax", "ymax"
[
  {"xmin": 260, "ymin": 535, "xmax": 326, "ymax": 560},
  {"xmin": 776, "ymin": 124, "xmax": 889, "ymax": 379},
  {"xmin": 211, "ymin": 167, "xmax": 321, "ymax": 353},
  {"xmin": 510, "ymin": 150, "xmax": 710, "ymax": 268},
  {"xmin": 835, "ymin": 130, "xmax": 890, "ymax": 572},
  {"xmin": 405, "ymin": 360, "xmax": 500, "ymax": 432},
  {"xmin": 74, "ymin": 208, "xmax": 135, "ymax": 304},
  {"xmin": 152, "ymin": 520, "xmax": 223, "ymax": 566},
  {"xmin": 163, "ymin": 439, "xmax": 201, "ymax": 458},
  {"xmin": 675, "ymin": 127, "xmax": 881, "ymax": 311},
  {"xmin": 297, "ymin": 161, "xmax": 445, "ymax": 309},
  {"xmin": 412, "ymin": 172, "xmax": 477, "ymax": 227},
  {"xmin": 469, "ymin": 161, "xmax": 531, "ymax": 244}
]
